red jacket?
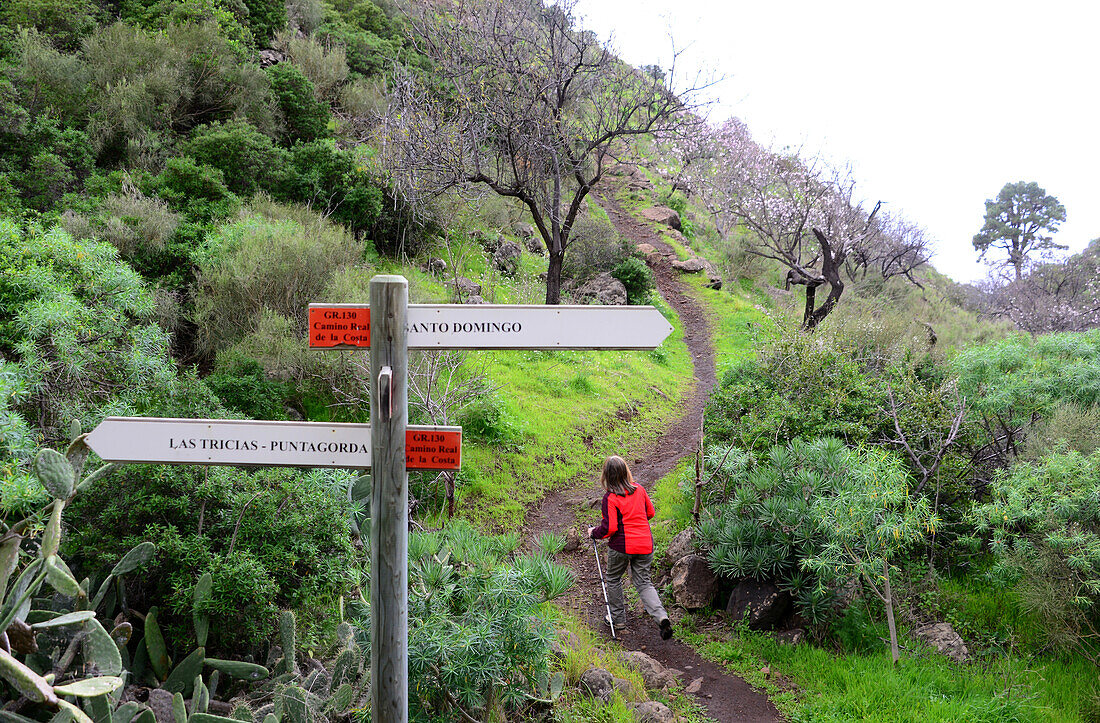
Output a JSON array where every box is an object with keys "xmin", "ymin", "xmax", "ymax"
[{"xmin": 590, "ymin": 485, "xmax": 655, "ymax": 555}]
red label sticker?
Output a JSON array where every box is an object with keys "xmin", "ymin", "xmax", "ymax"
[
  {"xmin": 309, "ymin": 306, "xmax": 370, "ymax": 348},
  {"xmin": 405, "ymin": 429, "xmax": 462, "ymax": 470}
]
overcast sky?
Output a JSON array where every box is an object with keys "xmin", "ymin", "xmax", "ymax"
[{"xmin": 573, "ymin": 0, "xmax": 1100, "ymax": 283}]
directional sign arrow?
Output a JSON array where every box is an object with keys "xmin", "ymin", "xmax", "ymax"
[
  {"xmin": 308, "ymin": 303, "xmax": 674, "ymax": 350},
  {"xmin": 86, "ymin": 417, "xmax": 461, "ymax": 470}
]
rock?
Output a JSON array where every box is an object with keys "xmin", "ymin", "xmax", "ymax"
[
  {"xmin": 428, "ymin": 257, "xmax": 447, "ymax": 276},
  {"xmin": 630, "ymin": 701, "xmax": 676, "ymax": 723},
  {"xmin": 514, "ymin": 222, "xmax": 534, "ymax": 238},
  {"xmin": 525, "ymin": 234, "xmax": 545, "ymax": 255},
  {"xmin": 671, "ymin": 554, "xmax": 718, "ymax": 610},
  {"xmin": 635, "ymin": 242, "xmax": 658, "ymax": 257},
  {"xmin": 913, "ymin": 622, "xmax": 969, "ymax": 662},
  {"xmin": 258, "ymin": 49, "xmax": 286, "ymax": 67},
  {"xmin": 704, "ymin": 279, "xmax": 723, "ymax": 291},
  {"xmin": 143, "ymin": 688, "xmax": 176, "ymax": 723},
  {"xmin": 563, "ymin": 526, "xmax": 580, "ymax": 553},
  {"xmin": 665, "ymin": 528, "xmax": 695, "ymax": 566},
  {"xmin": 685, "ymin": 676, "xmax": 703, "ymax": 695},
  {"xmin": 671, "ymin": 257, "xmax": 707, "ymax": 273},
  {"xmin": 571, "ymin": 272, "xmax": 627, "ymax": 306},
  {"xmin": 447, "ymin": 276, "xmax": 481, "ymax": 299},
  {"xmin": 464, "ymin": 295, "xmax": 486, "ymax": 304},
  {"xmin": 579, "ymin": 667, "xmax": 614, "ymax": 701},
  {"xmin": 773, "ymin": 628, "xmax": 805, "ymax": 645},
  {"xmin": 640, "ymin": 206, "xmax": 681, "ymax": 230},
  {"xmin": 622, "ymin": 651, "xmax": 677, "ymax": 692},
  {"xmin": 550, "ymin": 628, "xmax": 581, "ymax": 662},
  {"xmin": 726, "ymin": 580, "xmax": 792, "ymax": 631},
  {"xmin": 612, "ymin": 676, "xmax": 636, "ymax": 699},
  {"xmin": 493, "ymin": 240, "xmax": 524, "ymax": 276}
]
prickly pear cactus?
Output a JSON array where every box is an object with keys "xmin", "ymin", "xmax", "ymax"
[{"xmin": 35, "ymin": 448, "xmax": 75, "ymax": 500}]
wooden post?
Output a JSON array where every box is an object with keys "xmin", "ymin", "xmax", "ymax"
[{"xmin": 370, "ymin": 275, "xmax": 409, "ymax": 723}]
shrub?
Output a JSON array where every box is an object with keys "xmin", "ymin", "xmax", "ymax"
[
  {"xmin": 971, "ymin": 451, "xmax": 1100, "ymax": 654},
  {"xmin": 266, "ymin": 62, "xmax": 330, "ymax": 144},
  {"xmin": 206, "ymin": 352, "xmax": 289, "ymax": 419},
  {"xmin": 278, "ymin": 32, "xmax": 348, "ymax": 101},
  {"xmin": 183, "ymin": 120, "xmax": 288, "ymax": 196},
  {"xmin": 1024, "ymin": 402, "xmax": 1100, "ymax": 458},
  {"xmin": 66, "ymin": 464, "xmax": 355, "ymax": 653},
  {"xmin": 456, "ymin": 394, "xmax": 514, "ymax": 442},
  {"xmin": 152, "ymin": 155, "xmax": 240, "ymax": 222},
  {"xmin": 1, "ymin": 0, "xmax": 99, "ymax": 52},
  {"xmin": 275, "ymin": 140, "xmax": 382, "ymax": 233},
  {"xmin": 241, "ymin": 0, "xmax": 286, "ymax": 41},
  {"xmin": 561, "ymin": 211, "xmax": 627, "ymax": 280},
  {"xmin": 611, "ymin": 256, "xmax": 654, "ymax": 305},
  {"xmin": 191, "ymin": 201, "xmax": 360, "ymax": 355}
]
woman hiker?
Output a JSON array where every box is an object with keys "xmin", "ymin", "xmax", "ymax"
[{"xmin": 588, "ymin": 455, "xmax": 674, "ymax": 640}]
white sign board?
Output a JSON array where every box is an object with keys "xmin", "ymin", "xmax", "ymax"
[
  {"xmin": 308, "ymin": 304, "xmax": 674, "ymax": 350},
  {"xmin": 87, "ymin": 417, "xmax": 462, "ymax": 470}
]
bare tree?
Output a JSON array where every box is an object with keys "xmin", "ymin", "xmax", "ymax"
[
  {"xmin": 975, "ymin": 252, "xmax": 1100, "ymax": 333},
  {"xmin": 382, "ymin": 0, "xmax": 710, "ymax": 303}
]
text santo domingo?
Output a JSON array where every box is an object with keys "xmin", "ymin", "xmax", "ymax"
[{"xmin": 311, "ymin": 315, "xmax": 523, "ymax": 343}]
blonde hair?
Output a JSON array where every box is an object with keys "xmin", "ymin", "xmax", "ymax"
[{"xmin": 601, "ymin": 456, "xmax": 636, "ymax": 496}]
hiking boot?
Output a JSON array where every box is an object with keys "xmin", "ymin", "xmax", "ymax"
[
  {"xmin": 659, "ymin": 618, "xmax": 673, "ymax": 640},
  {"xmin": 605, "ymin": 613, "xmax": 627, "ymax": 629}
]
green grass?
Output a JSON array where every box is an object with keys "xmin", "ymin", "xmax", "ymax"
[
  {"xmin": 451, "ymin": 293, "xmax": 694, "ymax": 530},
  {"xmin": 678, "ymin": 615, "xmax": 1099, "ymax": 723}
]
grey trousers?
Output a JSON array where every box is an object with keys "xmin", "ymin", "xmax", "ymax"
[{"xmin": 605, "ymin": 549, "xmax": 668, "ymax": 626}]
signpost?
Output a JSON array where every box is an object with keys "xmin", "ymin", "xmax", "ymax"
[
  {"xmin": 86, "ymin": 417, "xmax": 461, "ymax": 470},
  {"xmin": 308, "ymin": 303, "xmax": 674, "ymax": 350},
  {"xmin": 87, "ymin": 277, "xmax": 673, "ymax": 723}
]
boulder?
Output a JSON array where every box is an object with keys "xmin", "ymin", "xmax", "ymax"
[
  {"xmin": 671, "ymin": 554, "xmax": 717, "ymax": 610},
  {"xmin": 635, "ymin": 242, "xmax": 659, "ymax": 257},
  {"xmin": 258, "ymin": 49, "xmax": 286, "ymax": 67},
  {"xmin": 563, "ymin": 526, "xmax": 580, "ymax": 553},
  {"xmin": 640, "ymin": 206, "xmax": 681, "ymax": 230},
  {"xmin": 665, "ymin": 528, "xmax": 696, "ymax": 566},
  {"xmin": 464, "ymin": 295, "xmax": 486, "ymax": 304},
  {"xmin": 514, "ymin": 222, "xmax": 535, "ymax": 238},
  {"xmin": 525, "ymin": 234, "xmax": 545, "ymax": 255},
  {"xmin": 572, "ymin": 272, "xmax": 627, "ymax": 306},
  {"xmin": 704, "ymin": 278, "xmax": 723, "ymax": 291},
  {"xmin": 773, "ymin": 628, "xmax": 805, "ymax": 645},
  {"xmin": 579, "ymin": 667, "xmax": 614, "ymax": 701},
  {"xmin": 630, "ymin": 701, "xmax": 676, "ymax": 723},
  {"xmin": 726, "ymin": 580, "xmax": 792, "ymax": 631},
  {"xmin": 671, "ymin": 257, "xmax": 707, "ymax": 274},
  {"xmin": 913, "ymin": 622, "xmax": 969, "ymax": 662},
  {"xmin": 622, "ymin": 651, "xmax": 678, "ymax": 692},
  {"xmin": 493, "ymin": 240, "xmax": 523, "ymax": 276},
  {"xmin": 447, "ymin": 276, "xmax": 482, "ymax": 299},
  {"xmin": 428, "ymin": 257, "xmax": 447, "ymax": 276}
]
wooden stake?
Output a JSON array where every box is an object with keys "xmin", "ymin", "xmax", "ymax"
[{"xmin": 370, "ymin": 275, "xmax": 409, "ymax": 723}]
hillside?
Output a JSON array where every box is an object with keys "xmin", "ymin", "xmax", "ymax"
[{"xmin": 3, "ymin": 1, "xmax": 1100, "ymax": 722}]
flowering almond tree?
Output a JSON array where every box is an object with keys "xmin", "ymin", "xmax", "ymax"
[
  {"xmin": 688, "ymin": 120, "xmax": 929, "ymax": 329},
  {"xmin": 383, "ymin": 0, "xmax": 709, "ymax": 303}
]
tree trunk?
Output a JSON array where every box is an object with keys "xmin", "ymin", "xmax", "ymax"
[
  {"xmin": 545, "ymin": 249, "xmax": 564, "ymax": 305},
  {"xmin": 882, "ymin": 558, "xmax": 900, "ymax": 666}
]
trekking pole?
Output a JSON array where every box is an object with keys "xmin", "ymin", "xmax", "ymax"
[{"xmin": 592, "ymin": 539, "xmax": 616, "ymax": 639}]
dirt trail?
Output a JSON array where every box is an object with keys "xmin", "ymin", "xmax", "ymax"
[{"xmin": 523, "ymin": 189, "xmax": 782, "ymax": 722}]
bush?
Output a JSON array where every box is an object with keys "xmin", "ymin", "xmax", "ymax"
[
  {"xmin": 241, "ymin": 0, "xmax": 286, "ymax": 41},
  {"xmin": 266, "ymin": 62, "xmax": 330, "ymax": 145},
  {"xmin": 1, "ymin": 0, "xmax": 99, "ymax": 52},
  {"xmin": 275, "ymin": 140, "xmax": 382, "ymax": 233},
  {"xmin": 278, "ymin": 32, "xmax": 348, "ymax": 101},
  {"xmin": 611, "ymin": 256, "xmax": 654, "ymax": 305},
  {"xmin": 1024, "ymin": 402, "xmax": 1100, "ymax": 458},
  {"xmin": 561, "ymin": 211, "xmax": 627, "ymax": 280},
  {"xmin": 456, "ymin": 394, "xmax": 514, "ymax": 442},
  {"xmin": 184, "ymin": 120, "xmax": 288, "ymax": 196},
  {"xmin": 206, "ymin": 352, "xmax": 288, "ymax": 419},
  {"xmin": 191, "ymin": 201, "xmax": 360, "ymax": 355},
  {"xmin": 152, "ymin": 155, "xmax": 239, "ymax": 222},
  {"xmin": 66, "ymin": 464, "xmax": 354, "ymax": 653},
  {"xmin": 971, "ymin": 450, "xmax": 1100, "ymax": 654}
]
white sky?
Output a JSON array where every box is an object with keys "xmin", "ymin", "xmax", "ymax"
[{"xmin": 574, "ymin": 0, "xmax": 1100, "ymax": 283}]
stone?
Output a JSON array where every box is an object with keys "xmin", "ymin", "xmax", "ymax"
[
  {"xmin": 579, "ymin": 667, "xmax": 614, "ymax": 701},
  {"xmin": 514, "ymin": 222, "xmax": 535, "ymax": 238},
  {"xmin": 671, "ymin": 257, "xmax": 707, "ymax": 273},
  {"xmin": 704, "ymin": 279, "xmax": 723, "ymax": 291},
  {"xmin": 665, "ymin": 528, "xmax": 695, "ymax": 566},
  {"xmin": 913, "ymin": 622, "xmax": 969, "ymax": 662},
  {"xmin": 571, "ymin": 272, "xmax": 627, "ymax": 306},
  {"xmin": 685, "ymin": 676, "xmax": 703, "ymax": 695},
  {"xmin": 493, "ymin": 240, "xmax": 524, "ymax": 276},
  {"xmin": 447, "ymin": 276, "xmax": 482, "ymax": 299},
  {"xmin": 563, "ymin": 526, "xmax": 580, "ymax": 553},
  {"xmin": 622, "ymin": 651, "xmax": 677, "ymax": 691},
  {"xmin": 258, "ymin": 49, "xmax": 286, "ymax": 67},
  {"xmin": 630, "ymin": 701, "xmax": 676, "ymax": 723},
  {"xmin": 525, "ymin": 234, "xmax": 545, "ymax": 255},
  {"xmin": 726, "ymin": 580, "xmax": 792, "ymax": 631},
  {"xmin": 612, "ymin": 676, "xmax": 636, "ymax": 699},
  {"xmin": 428, "ymin": 257, "xmax": 447, "ymax": 275},
  {"xmin": 671, "ymin": 554, "xmax": 718, "ymax": 610},
  {"xmin": 635, "ymin": 242, "xmax": 658, "ymax": 257},
  {"xmin": 640, "ymin": 206, "xmax": 682, "ymax": 230},
  {"xmin": 773, "ymin": 628, "xmax": 805, "ymax": 645},
  {"xmin": 464, "ymin": 295, "xmax": 486, "ymax": 304},
  {"xmin": 550, "ymin": 628, "xmax": 581, "ymax": 662}
]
